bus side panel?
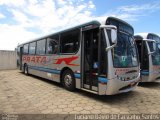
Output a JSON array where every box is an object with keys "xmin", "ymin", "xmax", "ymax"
[
  {"xmin": 26, "ymin": 54, "xmax": 61, "ymax": 82},
  {"xmin": 24, "ymin": 52, "xmax": 81, "ymax": 85},
  {"xmin": 56, "ymin": 52, "xmax": 81, "ymax": 87}
]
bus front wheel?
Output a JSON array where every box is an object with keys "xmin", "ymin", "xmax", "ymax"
[{"xmin": 62, "ymin": 69, "xmax": 75, "ymax": 91}]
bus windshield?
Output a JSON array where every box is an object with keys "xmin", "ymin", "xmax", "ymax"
[
  {"xmin": 152, "ymin": 42, "xmax": 160, "ymax": 65},
  {"xmin": 113, "ymin": 32, "xmax": 138, "ymax": 68},
  {"xmin": 147, "ymin": 34, "xmax": 160, "ymax": 65}
]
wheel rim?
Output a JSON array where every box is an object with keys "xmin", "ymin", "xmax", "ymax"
[{"xmin": 64, "ymin": 74, "xmax": 72, "ymax": 87}]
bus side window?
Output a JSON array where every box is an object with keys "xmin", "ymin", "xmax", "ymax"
[
  {"xmin": 23, "ymin": 44, "xmax": 29, "ymax": 54},
  {"xmin": 60, "ymin": 29, "xmax": 80, "ymax": 54},
  {"xmin": 46, "ymin": 35, "xmax": 59, "ymax": 54},
  {"xmin": 29, "ymin": 42, "xmax": 36, "ymax": 55},
  {"xmin": 36, "ymin": 39, "xmax": 46, "ymax": 55}
]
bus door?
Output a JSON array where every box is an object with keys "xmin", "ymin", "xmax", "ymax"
[
  {"xmin": 19, "ymin": 47, "xmax": 23, "ymax": 70},
  {"xmin": 81, "ymin": 28, "xmax": 99, "ymax": 91},
  {"xmin": 136, "ymin": 40, "xmax": 149, "ymax": 74},
  {"xmin": 135, "ymin": 40, "xmax": 143, "ymax": 69}
]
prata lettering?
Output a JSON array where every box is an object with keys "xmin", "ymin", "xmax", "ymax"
[{"xmin": 23, "ymin": 56, "xmax": 47, "ymax": 63}]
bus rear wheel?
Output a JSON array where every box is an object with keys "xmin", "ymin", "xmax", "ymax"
[{"xmin": 62, "ymin": 70, "xmax": 75, "ymax": 91}]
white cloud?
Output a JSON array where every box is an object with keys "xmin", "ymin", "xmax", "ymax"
[
  {"xmin": 27, "ymin": 0, "xmax": 38, "ymax": 5},
  {"xmin": 0, "ymin": 0, "xmax": 96, "ymax": 50},
  {"xmin": 104, "ymin": 2, "xmax": 160, "ymax": 21},
  {"xmin": 57, "ymin": 0, "xmax": 67, "ymax": 5},
  {"xmin": 0, "ymin": 0, "xmax": 160, "ymax": 50},
  {"xmin": 0, "ymin": 24, "xmax": 39, "ymax": 50},
  {"xmin": 0, "ymin": 0, "xmax": 26, "ymax": 7},
  {"xmin": 118, "ymin": 2, "xmax": 160, "ymax": 13},
  {"xmin": 11, "ymin": 0, "xmax": 95, "ymax": 33},
  {"xmin": 0, "ymin": 13, "xmax": 5, "ymax": 19},
  {"xmin": 11, "ymin": 9, "xmax": 34, "ymax": 28},
  {"xmin": 88, "ymin": 1, "xmax": 95, "ymax": 9}
]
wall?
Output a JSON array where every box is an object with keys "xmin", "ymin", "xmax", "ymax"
[{"xmin": 0, "ymin": 50, "xmax": 17, "ymax": 70}]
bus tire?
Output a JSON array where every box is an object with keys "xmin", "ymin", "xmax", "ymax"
[
  {"xmin": 24, "ymin": 64, "xmax": 29, "ymax": 75},
  {"xmin": 62, "ymin": 69, "xmax": 75, "ymax": 91}
]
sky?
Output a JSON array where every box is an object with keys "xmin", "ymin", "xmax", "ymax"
[{"xmin": 0, "ymin": 0, "xmax": 160, "ymax": 50}]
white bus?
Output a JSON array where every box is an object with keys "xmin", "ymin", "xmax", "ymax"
[
  {"xmin": 134, "ymin": 33, "xmax": 160, "ymax": 82},
  {"xmin": 17, "ymin": 17, "xmax": 140, "ymax": 95}
]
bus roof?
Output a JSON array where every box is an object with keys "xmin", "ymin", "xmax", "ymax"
[
  {"xmin": 134, "ymin": 33, "xmax": 159, "ymax": 40},
  {"xmin": 18, "ymin": 20, "xmax": 101, "ymax": 47},
  {"xmin": 18, "ymin": 16, "xmax": 133, "ymax": 47}
]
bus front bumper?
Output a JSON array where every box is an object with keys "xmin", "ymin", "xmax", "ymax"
[
  {"xmin": 141, "ymin": 71, "xmax": 160, "ymax": 82},
  {"xmin": 104, "ymin": 73, "xmax": 140, "ymax": 95}
]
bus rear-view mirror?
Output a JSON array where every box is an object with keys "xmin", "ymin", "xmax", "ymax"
[
  {"xmin": 111, "ymin": 28, "xmax": 117, "ymax": 44},
  {"xmin": 143, "ymin": 39, "xmax": 156, "ymax": 55},
  {"xmin": 100, "ymin": 25, "xmax": 117, "ymax": 51},
  {"xmin": 149, "ymin": 42, "xmax": 156, "ymax": 55}
]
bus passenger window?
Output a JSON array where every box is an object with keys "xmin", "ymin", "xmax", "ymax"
[
  {"xmin": 60, "ymin": 29, "xmax": 80, "ymax": 54},
  {"xmin": 36, "ymin": 39, "xmax": 46, "ymax": 55},
  {"xmin": 23, "ymin": 44, "xmax": 29, "ymax": 54},
  {"xmin": 46, "ymin": 35, "xmax": 59, "ymax": 54},
  {"xmin": 29, "ymin": 42, "xmax": 36, "ymax": 54}
]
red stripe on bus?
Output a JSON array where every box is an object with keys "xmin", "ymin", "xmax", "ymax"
[{"xmin": 54, "ymin": 56, "xmax": 79, "ymax": 66}]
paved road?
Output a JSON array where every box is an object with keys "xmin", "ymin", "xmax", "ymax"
[{"xmin": 0, "ymin": 70, "xmax": 160, "ymax": 115}]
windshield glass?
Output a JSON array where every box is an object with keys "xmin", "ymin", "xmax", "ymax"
[
  {"xmin": 147, "ymin": 41, "xmax": 155, "ymax": 52},
  {"xmin": 147, "ymin": 34, "xmax": 160, "ymax": 65},
  {"xmin": 152, "ymin": 42, "xmax": 160, "ymax": 65},
  {"xmin": 112, "ymin": 32, "xmax": 138, "ymax": 68}
]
